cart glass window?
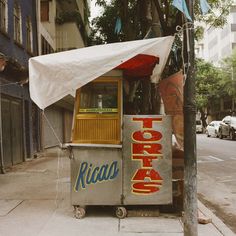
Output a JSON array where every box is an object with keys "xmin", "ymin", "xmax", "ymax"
[
  {"xmin": 79, "ymin": 82, "xmax": 118, "ymax": 114},
  {"xmin": 72, "ymin": 77, "xmax": 122, "ymax": 144}
]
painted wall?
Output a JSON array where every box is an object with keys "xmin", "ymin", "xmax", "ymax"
[
  {"xmin": 0, "ymin": 0, "xmax": 39, "ymax": 168},
  {"xmin": 0, "ymin": 0, "xmax": 38, "ymax": 67},
  {"xmin": 37, "ymin": 0, "xmax": 57, "ymax": 53},
  {"xmin": 56, "ymin": 22, "xmax": 85, "ymax": 50},
  {"xmin": 37, "ymin": 0, "xmax": 87, "ymax": 149},
  {"xmin": 196, "ymin": 4, "xmax": 236, "ymax": 65}
]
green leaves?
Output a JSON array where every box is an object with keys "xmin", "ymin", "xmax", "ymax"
[
  {"xmin": 196, "ymin": 55, "xmax": 236, "ymax": 114},
  {"xmin": 195, "ymin": 0, "xmax": 232, "ymax": 28},
  {"xmin": 90, "ymin": 0, "xmax": 233, "ymax": 45},
  {"xmin": 220, "ymin": 49, "xmax": 236, "ymax": 99},
  {"xmin": 196, "ymin": 59, "xmax": 224, "ymax": 110}
]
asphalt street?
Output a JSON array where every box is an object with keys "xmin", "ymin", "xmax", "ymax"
[{"xmin": 197, "ymin": 133, "xmax": 236, "ymax": 233}]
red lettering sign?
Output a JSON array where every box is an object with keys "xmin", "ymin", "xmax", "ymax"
[
  {"xmin": 132, "ymin": 182, "xmax": 162, "ymax": 194},
  {"xmin": 132, "ymin": 169, "xmax": 163, "ymax": 181},
  {"xmin": 133, "ymin": 130, "xmax": 162, "ymax": 142},
  {"xmin": 132, "ymin": 143, "xmax": 162, "ymax": 155},
  {"xmin": 133, "ymin": 117, "xmax": 162, "ymax": 128},
  {"xmin": 132, "ymin": 155, "xmax": 158, "ymax": 167},
  {"xmin": 131, "ymin": 117, "xmax": 163, "ymax": 195}
]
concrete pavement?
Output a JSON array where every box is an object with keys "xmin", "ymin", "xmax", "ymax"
[{"xmin": 0, "ymin": 151, "xmax": 235, "ymax": 236}]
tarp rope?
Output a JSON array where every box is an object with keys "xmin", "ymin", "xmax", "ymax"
[
  {"xmin": 42, "ymin": 111, "xmax": 64, "ymax": 207},
  {"xmin": 42, "ymin": 111, "xmax": 63, "ymax": 147}
]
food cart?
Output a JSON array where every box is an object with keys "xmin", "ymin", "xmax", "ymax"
[{"xmin": 29, "ymin": 36, "xmax": 175, "ymax": 219}]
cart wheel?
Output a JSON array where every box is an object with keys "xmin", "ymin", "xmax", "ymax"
[
  {"xmin": 74, "ymin": 206, "xmax": 86, "ymax": 219},
  {"xmin": 116, "ymin": 207, "xmax": 127, "ymax": 219}
]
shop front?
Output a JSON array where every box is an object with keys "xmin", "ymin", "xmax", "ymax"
[{"xmin": 29, "ymin": 36, "xmax": 175, "ymax": 218}]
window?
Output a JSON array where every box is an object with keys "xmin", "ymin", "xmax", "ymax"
[
  {"xmin": 72, "ymin": 78, "xmax": 122, "ymax": 144},
  {"xmin": 40, "ymin": 0, "xmax": 49, "ymax": 22},
  {"xmin": 26, "ymin": 17, "xmax": 33, "ymax": 52},
  {"xmin": 41, "ymin": 36, "xmax": 54, "ymax": 55},
  {"xmin": 232, "ymin": 13, "xmax": 236, "ymax": 23},
  {"xmin": 0, "ymin": 0, "xmax": 7, "ymax": 32},
  {"xmin": 79, "ymin": 82, "xmax": 118, "ymax": 114},
  {"xmin": 231, "ymin": 24, "xmax": 236, "ymax": 32},
  {"xmin": 13, "ymin": 2, "xmax": 22, "ymax": 43}
]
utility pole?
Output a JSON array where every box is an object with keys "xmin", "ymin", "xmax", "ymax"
[
  {"xmin": 183, "ymin": 0, "xmax": 198, "ymax": 235},
  {"xmin": 0, "ymin": 53, "xmax": 7, "ymax": 174}
]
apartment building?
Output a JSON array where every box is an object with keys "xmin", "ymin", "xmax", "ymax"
[
  {"xmin": 196, "ymin": 3, "xmax": 236, "ymax": 120},
  {"xmin": 196, "ymin": 4, "xmax": 236, "ymax": 64},
  {"xmin": 0, "ymin": 0, "xmax": 39, "ymax": 171},
  {"xmin": 38, "ymin": 0, "xmax": 89, "ymax": 149}
]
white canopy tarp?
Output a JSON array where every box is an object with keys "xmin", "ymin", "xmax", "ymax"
[{"xmin": 29, "ymin": 36, "xmax": 174, "ymax": 110}]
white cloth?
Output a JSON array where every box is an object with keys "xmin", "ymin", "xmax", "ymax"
[{"xmin": 29, "ymin": 36, "xmax": 174, "ymax": 110}]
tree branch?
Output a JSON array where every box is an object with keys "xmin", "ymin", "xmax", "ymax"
[
  {"xmin": 164, "ymin": 0, "xmax": 169, "ymax": 24},
  {"xmin": 152, "ymin": 0, "xmax": 168, "ymax": 34}
]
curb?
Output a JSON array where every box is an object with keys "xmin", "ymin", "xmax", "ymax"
[{"xmin": 198, "ymin": 200, "xmax": 236, "ymax": 236}]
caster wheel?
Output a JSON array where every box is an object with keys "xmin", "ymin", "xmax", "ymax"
[
  {"xmin": 116, "ymin": 206, "xmax": 127, "ymax": 219},
  {"xmin": 74, "ymin": 206, "xmax": 86, "ymax": 219}
]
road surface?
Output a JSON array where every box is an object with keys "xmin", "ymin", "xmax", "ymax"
[{"xmin": 197, "ymin": 133, "xmax": 236, "ymax": 233}]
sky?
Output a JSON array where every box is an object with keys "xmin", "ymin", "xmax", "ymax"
[{"xmin": 89, "ymin": 0, "xmax": 104, "ymax": 20}]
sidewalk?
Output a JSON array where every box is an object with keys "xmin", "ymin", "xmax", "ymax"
[{"xmin": 0, "ymin": 152, "xmax": 235, "ymax": 236}]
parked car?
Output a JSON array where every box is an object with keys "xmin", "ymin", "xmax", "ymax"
[
  {"xmin": 218, "ymin": 116, "xmax": 236, "ymax": 140},
  {"xmin": 206, "ymin": 121, "xmax": 221, "ymax": 137},
  {"xmin": 196, "ymin": 120, "xmax": 203, "ymax": 133}
]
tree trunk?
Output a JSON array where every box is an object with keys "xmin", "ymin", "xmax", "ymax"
[
  {"xmin": 200, "ymin": 108, "xmax": 207, "ymax": 128},
  {"xmin": 139, "ymin": 0, "xmax": 152, "ymax": 38},
  {"xmin": 141, "ymin": 79, "xmax": 151, "ymax": 114},
  {"xmin": 151, "ymin": 83, "xmax": 161, "ymax": 114},
  {"xmin": 142, "ymin": 0, "xmax": 163, "ymax": 114},
  {"xmin": 122, "ymin": 0, "xmax": 164, "ymax": 115}
]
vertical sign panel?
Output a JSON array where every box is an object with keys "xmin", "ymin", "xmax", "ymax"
[{"xmin": 123, "ymin": 115, "xmax": 172, "ymax": 205}]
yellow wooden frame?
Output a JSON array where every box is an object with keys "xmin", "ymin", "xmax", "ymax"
[{"xmin": 72, "ymin": 77, "xmax": 122, "ymax": 144}]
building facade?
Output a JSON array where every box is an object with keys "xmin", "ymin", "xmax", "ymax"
[
  {"xmin": 37, "ymin": 0, "xmax": 89, "ymax": 149},
  {"xmin": 0, "ymin": 0, "xmax": 89, "ymax": 171},
  {"xmin": 196, "ymin": 3, "xmax": 236, "ymax": 120},
  {"xmin": 0, "ymin": 0, "xmax": 39, "ymax": 171},
  {"xmin": 196, "ymin": 4, "xmax": 236, "ymax": 64}
]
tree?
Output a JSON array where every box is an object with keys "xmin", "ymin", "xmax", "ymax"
[
  {"xmin": 195, "ymin": 59, "xmax": 224, "ymax": 126},
  {"xmin": 195, "ymin": 56, "xmax": 236, "ymax": 125},
  {"xmin": 89, "ymin": 0, "xmax": 232, "ymax": 115},
  {"xmin": 91, "ymin": 0, "xmax": 232, "ymax": 43},
  {"xmin": 221, "ymin": 48, "xmax": 236, "ymax": 112}
]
